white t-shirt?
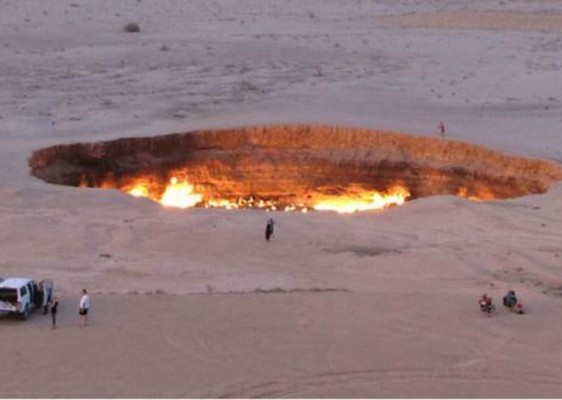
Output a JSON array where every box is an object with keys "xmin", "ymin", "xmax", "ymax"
[{"xmin": 80, "ymin": 294, "xmax": 91, "ymax": 309}]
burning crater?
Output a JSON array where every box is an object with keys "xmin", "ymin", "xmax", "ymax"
[{"xmin": 29, "ymin": 125, "xmax": 562, "ymax": 213}]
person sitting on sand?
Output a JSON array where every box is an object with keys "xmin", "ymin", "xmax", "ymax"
[
  {"xmin": 480, "ymin": 293, "xmax": 492, "ymax": 307},
  {"xmin": 503, "ymin": 290, "xmax": 517, "ymax": 308}
]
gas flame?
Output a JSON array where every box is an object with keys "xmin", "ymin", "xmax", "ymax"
[
  {"xmin": 122, "ymin": 176, "xmax": 161, "ymax": 201},
  {"xmin": 312, "ymin": 186, "xmax": 411, "ymax": 213},
  {"xmin": 456, "ymin": 186, "xmax": 496, "ymax": 201},
  {"xmin": 101, "ymin": 173, "xmax": 413, "ymax": 212},
  {"xmin": 122, "ymin": 176, "xmax": 203, "ymax": 208},
  {"xmin": 128, "ymin": 184, "xmax": 150, "ymax": 198},
  {"xmin": 207, "ymin": 199, "xmax": 239, "ymax": 210},
  {"xmin": 83, "ymin": 170, "xmax": 498, "ymax": 212},
  {"xmin": 160, "ymin": 177, "xmax": 203, "ymax": 209}
]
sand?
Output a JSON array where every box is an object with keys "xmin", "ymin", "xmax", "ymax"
[{"xmin": 1, "ymin": 0, "xmax": 562, "ymax": 397}]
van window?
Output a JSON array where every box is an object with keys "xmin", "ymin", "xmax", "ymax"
[
  {"xmin": 0, "ymin": 288, "xmax": 18, "ymax": 303},
  {"xmin": 20, "ymin": 286, "xmax": 28, "ymax": 297}
]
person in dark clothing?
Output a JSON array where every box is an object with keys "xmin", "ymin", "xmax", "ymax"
[
  {"xmin": 265, "ymin": 217, "xmax": 275, "ymax": 241},
  {"xmin": 503, "ymin": 290, "xmax": 517, "ymax": 308},
  {"xmin": 439, "ymin": 121, "xmax": 446, "ymax": 137},
  {"xmin": 50, "ymin": 297, "xmax": 59, "ymax": 329}
]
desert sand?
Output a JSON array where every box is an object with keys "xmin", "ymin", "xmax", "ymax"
[{"xmin": 1, "ymin": 0, "xmax": 562, "ymax": 398}]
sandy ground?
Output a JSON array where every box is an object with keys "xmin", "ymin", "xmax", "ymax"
[{"xmin": 1, "ymin": 0, "xmax": 562, "ymax": 397}]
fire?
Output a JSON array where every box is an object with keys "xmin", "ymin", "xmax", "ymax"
[
  {"xmin": 160, "ymin": 177, "xmax": 203, "ymax": 209},
  {"xmin": 122, "ymin": 176, "xmax": 203, "ymax": 208},
  {"xmin": 207, "ymin": 199, "xmax": 239, "ymax": 210},
  {"xmin": 122, "ymin": 176, "xmax": 161, "ymax": 202},
  {"xmin": 128, "ymin": 185, "xmax": 150, "ymax": 198},
  {"xmin": 103, "ymin": 173, "xmax": 413, "ymax": 213},
  {"xmin": 312, "ymin": 186, "xmax": 411, "ymax": 214},
  {"xmin": 456, "ymin": 186, "xmax": 496, "ymax": 201}
]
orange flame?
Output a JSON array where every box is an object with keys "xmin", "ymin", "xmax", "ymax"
[
  {"xmin": 312, "ymin": 186, "xmax": 411, "ymax": 213},
  {"xmin": 128, "ymin": 184, "xmax": 150, "ymax": 198},
  {"xmin": 122, "ymin": 176, "xmax": 161, "ymax": 201},
  {"xmin": 456, "ymin": 186, "xmax": 496, "ymax": 201},
  {"xmin": 85, "ymin": 170, "xmax": 499, "ymax": 212},
  {"xmin": 159, "ymin": 177, "xmax": 203, "ymax": 208},
  {"xmin": 121, "ymin": 176, "xmax": 203, "ymax": 208},
  {"xmin": 108, "ymin": 174, "xmax": 413, "ymax": 212}
]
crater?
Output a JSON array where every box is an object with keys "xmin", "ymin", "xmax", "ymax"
[{"xmin": 28, "ymin": 125, "xmax": 562, "ymax": 213}]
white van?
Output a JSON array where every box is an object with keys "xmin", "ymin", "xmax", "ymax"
[{"xmin": 0, "ymin": 278, "xmax": 53, "ymax": 320}]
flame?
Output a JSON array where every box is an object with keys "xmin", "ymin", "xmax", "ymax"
[
  {"xmin": 160, "ymin": 177, "xmax": 203, "ymax": 208},
  {"xmin": 456, "ymin": 186, "xmax": 496, "ymax": 201},
  {"xmin": 207, "ymin": 199, "xmax": 239, "ymax": 210},
  {"xmin": 127, "ymin": 183, "xmax": 150, "ymax": 198},
  {"xmin": 122, "ymin": 176, "xmax": 203, "ymax": 208},
  {"xmin": 100, "ymin": 173, "xmax": 413, "ymax": 213},
  {"xmin": 129, "ymin": 186, "xmax": 149, "ymax": 197},
  {"xmin": 312, "ymin": 186, "xmax": 411, "ymax": 214},
  {"xmin": 84, "ymin": 170, "xmax": 500, "ymax": 212},
  {"xmin": 122, "ymin": 177, "xmax": 160, "ymax": 200}
]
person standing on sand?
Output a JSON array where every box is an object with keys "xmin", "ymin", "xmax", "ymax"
[
  {"xmin": 265, "ymin": 217, "xmax": 275, "ymax": 241},
  {"xmin": 438, "ymin": 121, "xmax": 446, "ymax": 137},
  {"xmin": 50, "ymin": 297, "xmax": 59, "ymax": 329},
  {"xmin": 79, "ymin": 289, "xmax": 91, "ymax": 327}
]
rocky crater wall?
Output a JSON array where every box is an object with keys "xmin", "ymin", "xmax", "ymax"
[{"xmin": 28, "ymin": 125, "xmax": 562, "ymax": 206}]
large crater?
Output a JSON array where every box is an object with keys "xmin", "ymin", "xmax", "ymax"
[{"xmin": 28, "ymin": 125, "xmax": 562, "ymax": 213}]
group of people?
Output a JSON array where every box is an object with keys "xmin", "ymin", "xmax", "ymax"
[
  {"xmin": 41, "ymin": 218, "xmax": 271, "ymax": 331},
  {"xmin": 479, "ymin": 290, "xmax": 522, "ymax": 314},
  {"xmin": 45, "ymin": 217, "xmax": 273, "ymax": 330},
  {"xmin": 45, "ymin": 288, "xmax": 91, "ymax": 329}
]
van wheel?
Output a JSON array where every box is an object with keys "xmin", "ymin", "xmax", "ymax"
[{"xmin": 20, "ymin": 305, "xmax": 29, "ymax": 320}]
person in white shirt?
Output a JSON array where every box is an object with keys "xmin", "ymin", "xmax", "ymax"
[{"xmin": 79, "ymin": 289, "xmax": 91, "ymax": 327}]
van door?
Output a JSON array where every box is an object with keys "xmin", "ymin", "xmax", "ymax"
[
  {"xmin": 27, "ymin": 283, "xmax": 34, "ymax": 306},
  {"xmin": 20, "ymin": 285, "xmax": 28, "ymax": 310}
]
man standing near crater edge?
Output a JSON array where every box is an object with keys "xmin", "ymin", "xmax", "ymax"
[{"xmin": 265, "ymin": 217, "xmax": 275, "ymax": 241}]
